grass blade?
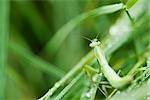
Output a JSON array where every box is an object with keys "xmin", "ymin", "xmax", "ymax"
[
  {"xmin": 0, "ymin": 0, "xmax": 9, "ymax": 99},
  {"xmin": 126, "ymin": 0, "xmax": 138, "ymax": 9},
  {"xmin": 9, "ymin": 42, "xmax": 65, "ymax": 78},
  {"xmin": 55, "ymin": 72, "xmax": 83, "ymax": 100},
  {"xmin": 43, "ymin": 3, "xmax": 124, "ymax": 54}
]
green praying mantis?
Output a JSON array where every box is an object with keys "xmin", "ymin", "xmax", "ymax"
[{"xmin": 84, "ymin": 37, "xmax": 133, "ymax": 89}]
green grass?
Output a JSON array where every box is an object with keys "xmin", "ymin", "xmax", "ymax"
[
  {"xmin": 43, "ymin": 3, "xmax": 124, "ymax": 55},
  {"xmin": 1, "ymin": 0, "xmax": 150, "ymax": 99},
  {"xmin": 9, "ymin": 42, "xmax": 65, "ymax": 78},
  {"xmin": 0, "ymin": 0, "xmax": 9, "ymax": 99}
]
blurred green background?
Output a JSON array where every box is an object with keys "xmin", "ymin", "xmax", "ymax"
[
  {"xmin": 9, "ymin": 0, "xmax": 121, "ymax": 99},
  {"xmin": 0, "ymin": 0, "xmax": 149, "ymax": 99}
]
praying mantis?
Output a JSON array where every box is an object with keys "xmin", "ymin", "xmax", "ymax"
[{"xmin": 86, "ymin": 38, "xmax": 133, "ymax": 89}]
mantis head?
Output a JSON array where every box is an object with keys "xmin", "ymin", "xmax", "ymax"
[{"xmin": 89, "ymin": 39, "xmax": 101, "ymax": 48}]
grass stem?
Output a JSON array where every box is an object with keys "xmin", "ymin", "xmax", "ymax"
[{"xmin": 0, "ymin": 0, "xmax": 9, "ymax": 99}]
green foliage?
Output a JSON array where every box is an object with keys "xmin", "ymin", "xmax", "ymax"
[
  {"xmin": 0, "ymin": 0, "xmax": 9, "ymax": 99},
  {"xmin": 43, "ymin": 3, "xmax": 124, "ymax": 54},
  {"xmin": 1, "ymin": 0, "xmax": 149, "ymax": 100},
  {"xmin": 126, "ymin": 0, "xmax": 138, "ymax": 9}
]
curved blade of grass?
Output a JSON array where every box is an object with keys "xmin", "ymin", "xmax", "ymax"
[
  {"xmin": 55, "ymin": 72, "xmax": 84, "ymax": 100},
  {"xmin": 126, "ymin": 0, "xmax": 138, "ymax": 9},
  {"xmin": 0, "ymin": 0, "xmax": 9, "ymax": 99},
  {"xmin": 9, "ymin": 42, "xmax": 65, "ymax": 78},
  {"xmin": 10, "ymin": 28, "xmax": 48, "ymax": 89},
  {"xmin": 43, "ymin": 3, "xmax": 124, "ymax": 54},
  {"xmin": 63, "ymin": 76, "xmax": 85, "ymax": 99}
]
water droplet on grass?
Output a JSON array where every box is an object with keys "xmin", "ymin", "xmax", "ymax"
[{"xmin": 85, "ymin": 92, "xmax": 91, "ymax": 98}]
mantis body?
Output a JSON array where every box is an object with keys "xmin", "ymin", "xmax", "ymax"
[{"xmin": 89, "ymin": 39, "xmax": 132, "ymax": 89}]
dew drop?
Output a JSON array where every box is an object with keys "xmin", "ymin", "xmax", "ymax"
[{"xmin": 85, "ymin": 92, "xmax": 91, "ymax": 98}]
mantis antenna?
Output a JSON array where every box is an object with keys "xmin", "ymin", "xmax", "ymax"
[
  {"xmin": 82, "ymin": 35, "xmax": 92, "ymax": 42},
  {"xmin": 82, "ymin": 33, "xmax": 100, "ymax": 42},
  {"xmin": 95, "ymin": 32, "xmax": 100, "ymax": 39}
]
